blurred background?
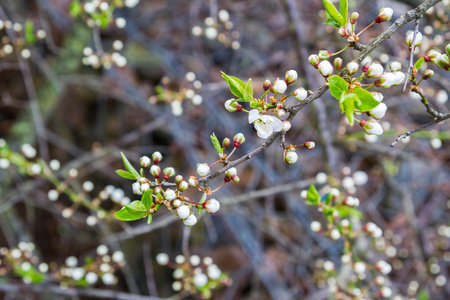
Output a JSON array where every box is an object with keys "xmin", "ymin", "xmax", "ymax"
[{"xmin": 0, "ymin": 0, "xmax": 449, "ymax": 299}]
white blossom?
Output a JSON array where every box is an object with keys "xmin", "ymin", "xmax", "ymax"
[
  {"xmin": 248, "ymin": 109, "xmax": 283, "ymax": 139},
  {"xmin": 177, "ymin": 205, "xmax": 190, "ymax": 220}
]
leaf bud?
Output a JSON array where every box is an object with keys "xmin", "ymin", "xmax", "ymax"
[
  {"xmin": 446, "ymin": 44, "xmax": 450, "ymax": 56},
  {"xmin": 140, "ymin": 156, "xmax": 151, "ymax": 168},
  {"xmin": 375, "ymin": 7, "xmax": 393, "ymax": 23},
  {"xmin": 422, "ymin": 69, "xmax": 434, "ymax": 80},
  {"xmin": 232, "ymin": 175, "xmax": 240, "ymax": 183},
  {"xmin": 233, "ymin": 133, "xmax": 245, "ymax": 147},
  {"xmin": 334, "ymin": 57, "xmax": 343, "ymax": 71},
  {"xmin": 318, "ymin": 50, "xmax": 332, "ymax": 60},
  {"xmin": 152, "ymin": 151, "xmax": 163, "ymax": 165}
]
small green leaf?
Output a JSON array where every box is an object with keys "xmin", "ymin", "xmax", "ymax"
[
  {"xmin": 414, "ymin": 57, "xmax": 425, "ymax": 71},
  {"xmin": 323, "ymin": 0, "xmax": 345, "ymax": 27},
  {"xmin": 120, "ymin": 152, "xmax": 140, "ymax": 178},
  {"xmin": 341, "ymin": 93, "xmax": 356, "ymax": 126},
  {"xmin": 116, "ymin": 169, "xmax": 138, "ymax": 180},
  {"xmin": 324, "ymin": 15, "xmax": 341, "ymax": 28},
  {"xmin": 250, "ymin": 101, "xmax": 262, "ymax": 108},
  {"xmin": 141, "ymin": 189, "xmax": 153, "ymax": 210},
  {"xmin": 328, "ymin": 75, "xmax": 348, "ymax": 100},
  {"xmin": 340, "ymin": 0, "xmax": 348, "ymax": 24},
  {"xmin": 243, "ymin": 79, "xmax": 253, "ymax": 102},
  {"xmin": 25, "ymin": 20, "xmax": 36, "ymax": 44},
  {"xmin": 336, "ymin": 206, "xmax": 363, "ymax": 219},
  {"xmin": 114, "ymin": 201, "xmax": 148, "ymax": 221},
  {"xmin": 353, "ymin": 87, "xmax": 380, "ymax": 111},
  {"xmin": 220, "ymin": 71, "xmax": 246, "ymax": 99},
  {"xmin": 306, "ymin": 185, "xmax": 321, "ymax": 205},
  {"xmin": 210, "ymin": 133, "xmax": 223, "ymax": 155},
  {"xmin": 147, "ymin": 214, "xmax": 153, "ymax": 224},
  {"xmin": 417, "ymin": 290, "xmax": 429, "ymax": 300},
  {"xmin": 69, "ymin": 0, "xmax": 82, "ymax": 17}
]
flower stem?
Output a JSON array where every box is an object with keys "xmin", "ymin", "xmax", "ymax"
[
  {"xmin": 211, "ymin": 181, "xmax": 225, "ymax": 193},
  {"xmin": 332, "ymin": 45, "xmax": 349, "ymax": 56},
  {"xmin": 356, "ymin": 21, "xmax": 375, "ymax": 37},
  {"xmin": 227, "ymin": 147, "xmax": 237, "ymax": 160}
]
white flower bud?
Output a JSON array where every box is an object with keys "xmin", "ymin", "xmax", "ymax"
[
  {"xmin": 85, "ymin": 272, "xmax": 98, "ymax": 284},
  {"xmin": 183, "ymin": 214, "xmax": 197, "ymax": 226},
  {"xmin": 294, "ymin": 87, "xmax": 307, "ymax": 101},
  {"xmin": 406, "ymin": 31, "xmax": 423, "ymax": 48},
  {"xmin": 282, "ymin": 120, "xmax": 291, "ymax": 132},
  {"xmin": 371, "ymin": 92, "xmax": 384, "ymax": 102},
  {"xmin": 369, "ymin": 103, "xmax": 387, "ymax": 120},
  {"xmin": 207, "ymin": 264, "xmax": 221, "ymax": 279},
  {"xmin": 156, "ymin": 253, "xmax": 169, "ymax": 265},
  {"xmin": 346, "ymin": 61, "xmax": 359, "ymax": 75},
  {"xmin": 365, "ymin": 63, "xmax": 384, "ymax": 78},
  {"xmin": 376, "ymin": 7, "xmax": 393, "ymax": 23},
  {"xmin": 132, "ymin": 182, "xmax": 142, "ymax": 195},
  {"xmin": 310, "ymin": 221, "xmax": 321, "ymax": 232},
  {"xmin": 140, "ymin": 156, "xmax": 151, "ymax": 168},
  {"xmin": 177, "ymin": 205, "xmax": 190, "ymax": 219},
  {"xmin": 284, "ymin": 70, "xmax": 297, "ymax": 84},
  {"xmin": 197, "ymin": 163, "xmax": 210, "ymax": 177},
  {"xmin": 318, "ymin": 61, "xmax": 333, "ymax": 77},
  {"xmin": 272, "ymin": 78, "xmax": 287, "ymax": 94},
  {"xmin": 204, "ymin": 199, "xmax": 220, "ymax": 213},
  {"xmin": 389, "ymin": 61, "xmax": 402, "ymax": 72},
  {"xmin": 354, "ymin": 262, "xmax": 366, "ymax": 274},
  {"xmin": 360, "ymin": 119, "xmax": 383, "ymax": 135},
  {"xmin": 193, "ymin": 273, "xmax": 208, "ymax": 287},
  {"xmin": 285, "ymin": 151, "xmax": 298, "ymax": 164}
]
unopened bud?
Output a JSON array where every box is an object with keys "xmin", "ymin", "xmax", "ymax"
[
  {"xmin": 284, "ymin": 70, "xmax": 298, "ymax": 85},
  {"xmin": 294, "ymin": 87, "xmax": 307, "ymax": 101},
  {"xmin": 285, "ymin": 151, "xmax": 298, "ymax": 164},
  {"xmin": 164, "ymin": 189, "xmax": 176, "ymax": 200},
  {"xmin": 196, "ymin": 163, "xmax": 210, "ymax": 177},
  {"xmin": 175, "ymin": 175, "xmax": 183, "ymax": 184},
  {"xmin": 304, "ymin": 141, "xmax": 315, "ymax": 150},
  {"xmin": 437, "ymin": 54, "xmax": 450, "ymax": 71},
  {"xmin": 362, "ymin": 62, "xmax": 371, "ymax": 73},
  {"xmin": 141, "ymin": 183, "xmax": 151, "ymax": 192},
  {"xmin": 163, "ymin": 167, "xmax": 176, "ymax": 179},
  {"xmin": 178, "ymin": 181, "xmax": 188, "ymax": 192},
  {"xmin": 334, "ymin": 57, "xmax": 343, "ymax": 70},
  {"xmin": 224, "ymin": 99, "xmax": 239, "ymax": 112},
  {"xmin": 172, "ymin": 199, "xmax": 182, "ymax": 209},
  {"xmin": 422, "ymin": 69, "xmax": 434, "ymax": 79},
  {"xmin": 140, "ymin": 156, "xmax": 151, "ymax": 168},
  {"xmin": 222, "ymin": 138, "xmax": 231, "ymax": 148},
  {"xmin": 282, "ymin": 120, "xmax": 291, "ymax": 132},
  {"xmin": 350, "ymin": 12, "xmax": 359, "ymax": 24},
  {"xmin": 232, "ymin": 175, "xmax": 240, "ymax": 183},
  {"xmin": 375, "ymin": 7, "xmax": 393, "ymax": 23},
  {"xmin": 263, "ymin": 79, "xmax": 271, "ymax": 91},
  {"xmin": 338, "ymin": 27, "xmax": 347, "ymax": 37},
  {"xmin": 318, "ymin": 60, "xmax": 333, "ymax": 77},
  {"xmin": 203, "ymin": 199, "xmax": 220, "ymax": 213},
  {"xmin": 233, "ymin": 133, "xmax": 245, "ymax": 147},
  {"xmin": 276, "ymin": 108, "xmax": 285, "ymax": 117},
  {"xmin": 389, "ymin": 61, "xmax": 402, "ymax": 72},
  {"xmin": 424, "ymin": 50, "xmax": 441, "ymax": 64},
  {"xmin": 405, "ymin": 31, "xmax": 423, "ymax": 49},
  {"xmin": 308, "ymin": 54, "xmax": 320, "ymax": 69},
  {"xmin": 365, "ymin": 63, "xmax": 384, "ymax": 78},
  {"xmin": 271, "ymin": 78, "xmax": 287, "ymax": 94},
  {"xmin": 346, "ymin": 61, "xmax": 358, "ymax": 75},
  {"xmin": 318, "ymin": 50, "xmax": 332, "ymax": 60},
  {"xmin": 152, "ymin": 151, "xmax": 163, "ymax": 165},
  {"xmin": 225, "ymin": 167, "xmax": 237, "ymax": 179},
  {"xmin": 188, "ymin": 176, "xmax": 198, "ymax": 188},
  {"xmin": 150, "ymin": 165, "xmax": 161, "ymax": 178}
]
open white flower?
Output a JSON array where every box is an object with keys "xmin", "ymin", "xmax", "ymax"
[{"xmin": 248, "ymin": 109, "xmax": 283, "ymax": 138}]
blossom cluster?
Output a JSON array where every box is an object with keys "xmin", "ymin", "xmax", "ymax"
[
  {"xmin": 0, "ymin": 19, "xmax": 46, "ymax": 59},
  {"xmin": 155, "ymin": 253, "xmax": 231, "ymax": 298}
]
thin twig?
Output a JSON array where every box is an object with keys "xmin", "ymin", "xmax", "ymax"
[{"xmin": 402, "ymin": 19, "xmax": 420, "ymax": 92}]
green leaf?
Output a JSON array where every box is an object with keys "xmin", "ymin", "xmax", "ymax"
[
  {"xmin": 324, "ymin": 14, "xmax": 341, "ymax": 28},
  {"xmin": 147, "ymin": 214, "xmax": 153, "ymax": 224},
  {"xmin": 414, "ymin": 57, "xmax": 425, "ymax": 71},
  {"xmin": 328, "ymin": 75, "xmax": 348, "ymax": 100},
  {"xmin": 69, "ymin": 1, "xmax": 82, "ymax": 17},
  {"xmin": 322, "ymin": 0, "xmax": 345, "ymax": 27},
  {"xmin": 210, "ymin": 133, "xmax": 223, "ymax": 155},
  {"xmin": 141, "ymin": 189, "xmax": 153, "ymax": 210},
  {"xmin": 336, "ymin": 206, "xmax": 363, "ymax": 219},
  {"xmin": 243, "ymin": 79, "xmax": 253, "ymax": 102},
  {"xmin": 340, "ymin": 93, "xmax": 356, "ymax": 126},
  {"xmin": 353, "ymin": 87, "xmax": 380, "ymax": 111},
  {"xmin": 220, "ymin": 71, "xmax": 246, "ymax": 99},
  {"xmin": 114, "ymin": 201, "xmax": 148, "ymax": 221},
  {"xmin": 250, "ymin": 101, "xmax": 262, "ymax": 108},
  {"xmin": 417, "ymin": 290, "xmax": 429, "ymax": 300},
  {"xmin": 116, "ymin": 169, "xmax": 138, "ymax": 180},
  {"xmin": 24, "ymin": 20, "xmax": 36, "ymax": 44},
  {"xmin": 306, "ymin": 185, "xmax": 321, "ymax": 205},
  {"xmin": 120, "ymin": 152, "xmax": 140, "ymax": 178},
  {"xmin": 340, "ymin": 0, "xmax": 348, "ymax": 24}
]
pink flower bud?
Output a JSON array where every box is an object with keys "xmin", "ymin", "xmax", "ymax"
[
  {"xmin": 365, "ymin": 63, "xmax": 384, "ymax": 78},
  {"xmin": 140, "ymin": 156, "xmax": 151, "ymax": 168},
  {"xmin": 424, "ymin": 50, "xmax": 441, "ymax": 64},
  {"xmin": 375, "ymin": 7, "xmax": 393, "ymax": 23},
  {"xmin": 222, "ymin": 138, "xmax": 231, "ymax": 148},
  {"xmin": 150, "ymin": 165, "xmax": 161, "ymax": 178},
  {"xmin": 308, "ymin": 54, "xmax": 320, "ymax": 68},
  {"xmin": 437, "ymin": 54, "xmax": 450, "ymax": 71},
  {"xmin": 318, "ymin": 61, "xmax": 333, "ymax": 77},
  {"xmin": 224, "ymin": 99, "xmax": 239, "ymax": 112},
  {"xmin": 405, "ymin": 31, "xmax": 423, "ymax": 49},
  {"xmin": 346, "ymin": 61, "xmax": 359, "ymax": 75},
  {"xmin": 178, "ymin": 181, "xmax": 188, "ymax": 192},
  {"xmin": 350, "ymin": 12, "xmax": 359, "ymax": 24},
  {"xmin": 334, "ymin": 57, "xmax": 343, "ymax": 70},
  {"xmin": 338, "ymin": 27, "xmax": 347, "ymax": 37},
  {"xmin": 389, "ymin": 61, "xmax": 402, "ymax": 72},
  {"xmin": 263, "ymin": 79, "xmax": 271, "ymax": 91},
  {"xmin": 284, "ymin": 70, "xmax": 298, "ymax": 85},
  {"xmin": 152, "ymin": 151, "xmax": 162, "ymax": 165},
  {"xmin": 233, "ymin": 133, "xmax": 245, "ymax": 147},
  {"xmin": 203, "ymin": 198, "xmax": 220, "ymax": 213},
  {"xmin": 282, "ymin": 120, "xmax": 291, "ymax": 132},
  {"xmin": 368, "ymin": 103, "xmax": 387, "ymax": 120},
  {"xmin": 359, "ymin": 119, "xmax": 383, "ymax": 135},
  {"xmin": 294, "ymin": 87, "xmax": 307, "ymax": 101},
  {"xmin": 196, "ymin": 163, "xmax": 210, "ymax": 177},
  {"xmin": 188, "ymin": 176, "xmax": 198, "ymax": 187},
  {"xmin": 318, "ymin": 50, "xmax": 332, "ymax": 60},
  {"xmin": 304, "ymin": 141, "xmax": 315, "ymax": 150},
  {"xmin": 422, "ymin": 69, "xmax": 434, "ymax": 79},
  {"xmin": 271, "ymin": 78, "xmax": 287, "ymax": 94},
  {"xmin": 175, "ymin": 175, "xmax": 183, "ymax": 184},
  {"xmin": 285, "ymin": 151, "xmax": 298, "ymax": 164}
]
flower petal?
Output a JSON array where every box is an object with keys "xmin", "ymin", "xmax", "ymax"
[
  {"xmin": 248, "ymin": 109, "xmax": 259, "ymax": 124},
  {"xmin": 269, "ymin": 116, "xmax": 284, "ymax": 132}
]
